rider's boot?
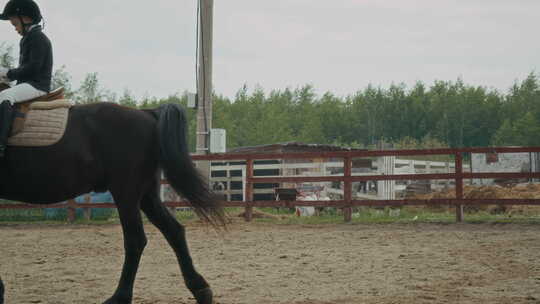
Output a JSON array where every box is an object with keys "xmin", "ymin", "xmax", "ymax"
[{"xmin": 0, "ymin": 100, "xmax": 14, "ymax": 158}]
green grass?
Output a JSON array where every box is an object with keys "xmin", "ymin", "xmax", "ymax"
[
  {"xmin": 247, "ymin": 207, "xmax": 540, "ymax": 225},
  {"xmin": 0, "ymin": 207, "xmax": 198, "ymax": 225},
  {"xmin": 172, "ymin": 209, "xmax": 197, "ymax": 222},
  {"xmin": 1, "ymin": 206, "xmax": 540, "ymax": 225},
  {"xmin": 0, "ymin": 208, "xmax": 49, "ymax": 222},
  {"xmin": 0, "ymin": 208, "xmax": 116, "ymax": 222}
]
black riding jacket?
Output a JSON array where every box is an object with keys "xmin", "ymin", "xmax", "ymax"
[{"xmin": 6, "ymin": 25, "xmax": 53, "ymax": 92}]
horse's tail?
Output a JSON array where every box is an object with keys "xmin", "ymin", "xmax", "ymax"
[{"xmin": 155, "ymin": 103, "xmax": 226, "ymax": 228}]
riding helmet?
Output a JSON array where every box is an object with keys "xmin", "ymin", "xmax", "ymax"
[{"xmin": 0, "ymin": 0, "xmax": 42, "ymax": 23}]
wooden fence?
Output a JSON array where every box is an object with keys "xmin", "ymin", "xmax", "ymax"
[
  {"xmin": 1, "ymin": 146, "xmax": 540, "ymax": 223},
  {"xmin": 206, "ymin": 157, "xmax": 469, "ymax": 202}
]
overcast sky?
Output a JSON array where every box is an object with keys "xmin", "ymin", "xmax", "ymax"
[{"xmin": 0, "ymin": 0, "xmax": 538, "ymax": 99}]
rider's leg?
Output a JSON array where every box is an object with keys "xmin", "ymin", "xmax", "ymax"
[
  {"xmin": 0, "ymin": 83, "xmax": 47, "ymax": 105},
  {"xmin": 0, "ymin": 84, "xmax": 46, "ymax": 157}
]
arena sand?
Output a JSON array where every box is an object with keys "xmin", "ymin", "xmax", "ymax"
[{"xmin": 1, "ymin": 221, "xmax": 539, "ymax": 304}]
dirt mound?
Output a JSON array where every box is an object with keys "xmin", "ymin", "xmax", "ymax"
[{"xmin": 408, "ymin": 183, "xmax": 540, "ymax": 214}]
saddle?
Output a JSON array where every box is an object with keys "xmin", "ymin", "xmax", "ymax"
[
  {"xmin": 7, "ymin": 87, "xmax": 72, "ymax": 147},
  {"xmin": 11, "ymin": 87, "xmax": 66, "ymax": 135}
]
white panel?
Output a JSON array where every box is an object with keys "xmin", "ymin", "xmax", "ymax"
[
  {"xmin": 210, "ymin": 128, "xmax": 226, "ymax": 153},
  {"xmin": 187, "ymin": 93, "xmax": 197, "ymax": 108}
]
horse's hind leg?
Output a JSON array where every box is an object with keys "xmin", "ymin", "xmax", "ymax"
[
  {"xmin": 141, "ymin": 184, "xmax": 213, "ymax": 304},
  {"xmin": 104, "ymin": 191, "xmax": 147, "ymax": 304}
]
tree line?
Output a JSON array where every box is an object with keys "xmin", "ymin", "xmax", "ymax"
[
  {"xmin": 125, "ymin": 74, "xmax": 540, "ymax": 153},
  {"xmin": 2, "ymin": 43, "xmax": 539, "ymax": 152}
]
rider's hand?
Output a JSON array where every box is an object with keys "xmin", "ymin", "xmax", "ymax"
[{"xmin": 0, "ymin": 67, "xmax": 8, "ymax": 78}]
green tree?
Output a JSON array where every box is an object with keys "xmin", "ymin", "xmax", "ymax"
[
  {"xmin": 51, "ymin": 65, "xmax": 75, "ymax": 98},
  {"xmin": 74, "ymin": 72, "xmax": 103, "ymax": 104},
  {"xmin": 118, "ymin": 88, "xmax": 137, "ymax": 108},
  {"xmin": 513, "ymin": 112, "xmax": 540, "ymax": 146},
  {"xmin": 0, "ymin": 42, "xmax": 15, "ymax": 68}
]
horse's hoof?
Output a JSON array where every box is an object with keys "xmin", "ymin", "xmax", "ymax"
[
  {"xmin": 103, "ymin": 300, "xmax": 131, "ymax": 304},
  {"xmin": 102, "ymin": 296, "xmax": 132, "ymax": 304},
  {"xmin": 193, "ymin": 287, "xmax": 213, "ymax": 304}
]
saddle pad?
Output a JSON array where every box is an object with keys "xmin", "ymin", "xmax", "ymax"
[
  {"xmin": 7, "ymin": 106, "xmax": 69, "ymax": 147},
  {"xmin": 30, "ymin": 100, "xmax": 72, "ymax": 110}
]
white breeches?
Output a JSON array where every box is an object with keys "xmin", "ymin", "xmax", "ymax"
[{"xmin": 0, "ymin": 83, "xmax": 46, "ymax": 105}]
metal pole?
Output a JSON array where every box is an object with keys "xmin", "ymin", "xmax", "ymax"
[
  {"xmin": 195, "ymin": 0, "xmax": 214, "ymax": 196},
  {"xmin": 196, "ymin": 0, "xmax": 213, "ymax": 156}
]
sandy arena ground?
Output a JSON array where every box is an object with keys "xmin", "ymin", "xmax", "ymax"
[{"xmin": 1, "ymin": 221, "xmax": 540, "ymax": 304}]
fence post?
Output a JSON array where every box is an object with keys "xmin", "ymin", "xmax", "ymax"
[
  {"xmin": 67, "ymin": 199, "xmax": 77, "ymax": 223},
  {"xmin": 245, "ymin": 159, "xmax": 254, "ymax": 222},
  {"xmin": 455, "ymin": 152, "xmax": 464, "ymax": 222},
  {"xmin": 83, "ymin": 194, "xmax": 91, "ymax": 220},
  {"xmin": 344, "ymin": 156, "xmax": 353, "ymax": 222}
]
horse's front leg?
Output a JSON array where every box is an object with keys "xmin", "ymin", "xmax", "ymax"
[
  {"xmin": 103, "ymin": 199, "xmax": 147, "ymax": 304},
  {"xmin": 0, "ymin": 276, "xmax": 5, "ymax": 304}
]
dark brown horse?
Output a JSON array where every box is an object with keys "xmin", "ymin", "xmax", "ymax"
[{"xmin": 0, "ymin": 98, "xmax": 226, "ymax": 304}]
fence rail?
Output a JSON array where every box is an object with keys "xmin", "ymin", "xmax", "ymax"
[{"xmin": 2, "ymin": 146, "xmax": 540, "ymax": 222}]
